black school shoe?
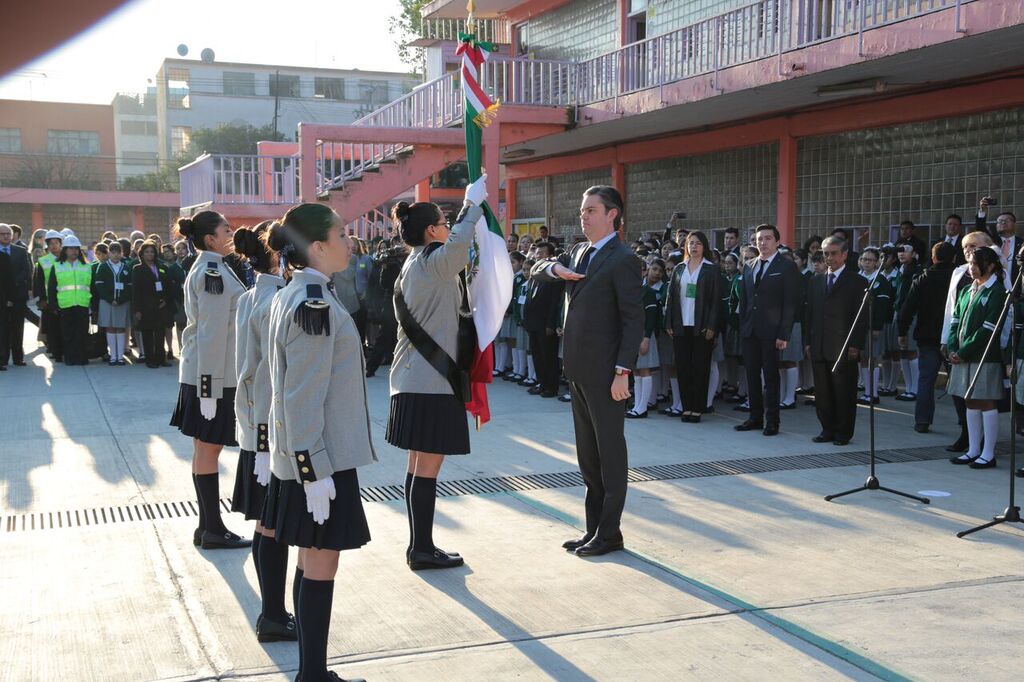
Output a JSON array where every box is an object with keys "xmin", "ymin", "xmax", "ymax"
[
  {"xmin": 408, "ymin": 548, "xmax": 464, "ymax": 571},
  {"xmin": 200, "ymin": 529, "xmax": 252, "ymax": 549},
  {"xmin": 257, "ymin": 614, "xmax": 297, "ymax": 642}
]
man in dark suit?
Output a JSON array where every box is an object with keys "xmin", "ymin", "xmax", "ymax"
[
  {"xmin": 804, "ymin": 237, "xmax": 867, "ymax": 445},
  {"xmin": 522, "ymin": 241, "xmax": 565, "ymax": 398},
  {"xmin": 735, "ymin": 224, "xmax": 801, "ymax": 436},
  {"xmin": 979, "ymin": 196, "xmax": 1020, "ymax": 282},
  {"xmin": 722, "ymin": 227, "xmax": 741, "ymax": 258},
  {"xmin": 939, "ymin": 214, "xmax": 967, "ymax": 265},
  {"xmin": 0, "ymin": 223, "xmax": 32, "ymax": 368},
  {"xmin": 895, "ymin": 220, "xmax": 929, "ymax": 265},
  {"xmin": 533, "ymin": 185, "xmax": 643, "ymax": 557}
]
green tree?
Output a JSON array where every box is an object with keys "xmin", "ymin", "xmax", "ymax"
[
  {"xmin": 389, "ymin": 0, "xmax": 429, "ymax": 74},
  {"xmin": 183, "ymin": 123, "xmax": 287, "ymax": 158}
]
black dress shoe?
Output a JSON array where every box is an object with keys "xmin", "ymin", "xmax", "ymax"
[
  {"xmin": 950, "ymin": 453, "xmax": 979, "ymax": 465},
  {"xmin": 833, "ymin": 438, "xmax": 850, "ymax": 446},
  {"xmin": 540, "ymin": 391, "xmax": 559, "ymax": 398},
  {"xmin": 408, "ymin": 548, "xmax": 465, "ymax": 571},
  {"xmin": 625, "ymin": 409, "xmax": 648, "ymax": 419},
  {"xmin": 779, "ymin": 402, "xmax": 796, "ymax": 410},
  {"xmin": 1015, "ymin": 468, "xmax": 1024, "ymax": 478},
  {"xmin": 914, "ymin": 423, "xmax": 930, "ymax": 433},
  {"xmin": 812, "ymin": 434, "xmax": 834, "ymax": 443},
  {"xmin": 735, "ymin": 419, "xmax": 763, "ymax": 432},
  {"xmin": 13, "ymin": 360, "xmax": 26, "ymax": 366},
  {"xmin": 562, "ymin": 535, "xmax": 593, "ymax": 551},
  {"xmin": 326, "ymin": 672, "xmax": 365, "ymax": 682},
  {"xmin": 762, "ymin": 425, "xmax": 779, "ymax": 436},
  {"xmin": 575, "ymin": 536, "xmax": 624, "ymax": 557},
  {"xmin": 257, "ymin": 614, "xmax": 297, "ymax": 642},
  {"xmin": 969, "ymin": 457, "xmax": 997, "ymax": 469},
  {"xmin": 946, "ymin": 434, "xmax": 969, "ymax": 452},
  {"xmin": 200, "ymin": 530, "xmax": 252, "ymax": 549},
  {"xmin": 528, "ymin": 386, "xmax": 543, "ymax": 395}
]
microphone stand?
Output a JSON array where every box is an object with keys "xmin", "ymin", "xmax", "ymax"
[
  {"xmin": 957, "ymin": 257, "xmax": 1023, "ymax": 538},
  {"xmin": 825, "ymin": 268, "xmax": 930, "ymax": 504}
]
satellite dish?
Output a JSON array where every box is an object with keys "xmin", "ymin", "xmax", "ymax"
[
  {"xmin": 200, "ymin": 48, "xmax": 215, "ymax": 63},
  {"xmin": 176, "ymin": 44, "xmax": 188, "ymax": 57}
]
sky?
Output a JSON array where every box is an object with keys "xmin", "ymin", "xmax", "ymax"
[{"xmin": 0, "ymin": 0, "xmax": 412, "ymax": 104}]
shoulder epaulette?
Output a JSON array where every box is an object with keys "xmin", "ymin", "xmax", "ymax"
[
  {"xmin": 204, "ymin": 261, "xmax": 224, "ymax": 294},
  {"xmin": 294, "ymin": 283, "xmax": 331, "ymax": 336}
]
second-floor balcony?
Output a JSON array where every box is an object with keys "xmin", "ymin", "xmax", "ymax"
[
  {"xmin": 413, "ymin": 17, "xmax": 512, "ymax": 46},
  {"xmin": 179, "ymin": 153, "xmax": 300, "ymax": 210}
]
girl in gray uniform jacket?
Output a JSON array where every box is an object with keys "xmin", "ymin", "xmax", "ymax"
[
  {"xmin": 170, "ymin": 210, "xmax": 251, "ymax": 551},
  {"xmin": 262, "ymin": 204, "xmax": 376, "ymax": 682},
  {"xmin": 384, "ymin": 175, "xmax": 487, "ymax": 571},
  {"xmin": 230, "ymin": 223, "xmax": 295, "ymax": 643}
]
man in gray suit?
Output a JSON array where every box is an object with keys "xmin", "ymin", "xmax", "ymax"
[{"xmin": 533, "ymin": 186, "xmax": 644, "ymax": 557}]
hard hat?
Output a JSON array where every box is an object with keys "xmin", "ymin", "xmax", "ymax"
[
  {"xmin": 62, "ymin": 235, "xmax": 82, "ymax": 249},
  {"xmin": 60, "ymin": 228, "xmax": 75, "ymax": 237},
  {"xmin": 44, "ymin": 230, "xmax": 63, "ymax": 241}
]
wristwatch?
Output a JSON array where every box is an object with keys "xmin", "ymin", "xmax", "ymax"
[{"xmin": 615, "ymin": 367, "xmax": 631, "ymax": 376}]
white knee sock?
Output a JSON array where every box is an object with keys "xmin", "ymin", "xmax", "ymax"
[
  {"xmin": 670, "ymin": 378, "xmax": 682, "ymax": 410},
  {"xmin": 527, "ymin": 354, "xmax": 536, "ymax": 381},
  {"xmin": 634, "ymin": 376, "xmax": 651, "ymax": 413},
  {"xmin": 116, "ymin": 333, "xmax": 126, "ymax": 362},
  {"xmin": 106, "ymin": 332, "xmax": 116, "ymax": 360},
  {"xmin": 707, "ymin": 362, "xmax": 720, "ymax": 408},
  {"xmin": 494, "ymin": 343, "xmax": 505, "ymax": 372},
  {"xmin": 966, "ymin": 408, "xmax": 983, "ymax": 457},
  {"xmin": 859, "ymin": 367, "xmax": 868, "ymax": 393},
  {"xmin": 979, "ymin": 409, "xmax": 999, "ymax": 463},
  {"xmin": 907, "ymin": 358, "xmax": 919, "ymax": 395},
  {"xmin": 871, "ymin": 368, "xmax": 880, "ymax": 398},
  {"xmin": 514, "ymin": 349, "xmax": 526, "ymax": 376}
]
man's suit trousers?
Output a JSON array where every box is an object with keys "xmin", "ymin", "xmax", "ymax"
[{"xmin": 569, "ymin": 380, "xmax": 628, "ymax": 540}]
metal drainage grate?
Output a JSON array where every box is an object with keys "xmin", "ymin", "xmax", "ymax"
[{"xmin": 0, "ymin": 444, "xmax": 969, "ymax": 533}]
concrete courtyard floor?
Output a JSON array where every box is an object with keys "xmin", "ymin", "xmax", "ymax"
[{"xmin": 2, "ymin": 329, "xmax": 1023, "ymax": 681}]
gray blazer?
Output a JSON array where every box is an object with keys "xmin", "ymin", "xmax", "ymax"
[
  {"xmin": 330, "ymin": 262, "xmax": 361, "ymax": 315},
  {"xmin": 178, "ymin": 250, "xmax": 247, "ymax": 399},
  {"xmin": 268, "ymin": 269, "xmax": 377, "ymax": 483},
  {"xmin": 389, "ymin": 203, "xmax": 483, "ymax": 397},
  {"xmin": 234, "ymin": 273, "xmax": 285, "ymax": 452}
]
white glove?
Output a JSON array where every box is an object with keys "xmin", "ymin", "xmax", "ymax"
[
  {"xmin": 304, "ymin": 476, "xmax": 336, "ymax": 525},
  {"xmin": 254, "ymin": 452, "xmax": 271, "ymax": 487},
  {"xmin": 199, "ymin": 397, "xmax": 217, "ymax": 421},
  {"xmin": 464, "ymin": 173, "xmax": 488, "ymax": 207}
]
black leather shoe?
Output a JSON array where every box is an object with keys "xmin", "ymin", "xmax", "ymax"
[
  {"xmin": 326, "ymin": 672, "xmax": 365, "ymax": 682},
  {"xmin": 1015, "ymin": 468, "xmax": 1024, "ymax": 478},
  {"xmin": 200, "ymin": 530, "xmax": 252, "ymax": 549},
  {"xmin": 575, "ymin": 536, "xmax": 624, "ymax": 557},
  {"xmin": 833, "ymin": 438, "xmax": 850, "ymax": 446},
  {"xmin": 812, "ymin": 434, "xmax": 834, "ymax": 443},
  {"xmin": 408, "ymin": 548, "xmax": 465, "ymax": 571},
  {"xmin": 914, "ymin": 423, "xmax": 930, "ymax": 433},
  {"xmin": 969, "ymin": 457, "xmax": 997, "ymax": 469},
  {"xmin": 540, "ymin": 391, "xmax": 559, "ymax": 398},
  {"xmin": 779, "ymin": 402, "xmax": 796, "ymax": 410},
  {"xmin": 193, "ymin": 527, "xmax": 202, "ymax": 547},
  {"xmin": 950, "ymin": 453, "xmax": 979, "ymax": 465},
  {"xmin": 562, "ymin": 535, "xmax": 593, "ymax": 551},
  {"xmin": 735, "ymin": 419, "xmax": 763, "ymax": 432},
  {"xmin": 946, "ymin": 434, "xmax": 969, "ymax": 452},
  {"xmin": 257, "ymin": 614, "xmax": 297, "ymax": 642},
  {"xmin": 762, "ymin": 424, "xmax": 779, "ymax": 436},
  {"xmin": 528, "ymin": 386, "xmax": 543, "ymax": 395},
  {"xmin": 13, "ymin": 360, "xmax": 26, "ymax": 366}
]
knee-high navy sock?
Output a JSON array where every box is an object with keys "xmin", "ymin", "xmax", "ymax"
[
  {"xmin": 192, "ymin": 474, "xmax": 206, "ymax": 531},
  {"xmin": 409, "ymin": 475, "xmax": 437, "ymax": 553},
  {"xmin": 257, "ymin": 535, "xmax": 290, "ymax": 623},
  {"xmin": 196, "ymin": 473, "xmax": 228, "ymax": 535},
  {"xmin": 404, "ymin": 472, "xmax": 414, "ymax": 552},
  {"xmin": 292, "ymin": 568, "xmax": 304, "ymax": 677},
  {"xmin": 250, "ymin": 532, "xmax": 263, "ymax": 607},
  {"xmin": 298, "ymin": 578, "xmax": 334, "ymax": 681}
]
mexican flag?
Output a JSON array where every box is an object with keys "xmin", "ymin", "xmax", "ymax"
[{"xmin": 457, "ymin": 7, "xmax": 512, "ymax": 425}]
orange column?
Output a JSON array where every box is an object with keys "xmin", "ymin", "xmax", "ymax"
[
  {"xmin": 31, "ymin": 204, "xmax": 43, "ymax": 230},
  {"xmin": 132, "ymin": 207, "xmax": 145, "ymax": 233},
  {"xmin": 506, "ymin": 178, "xmax": 518, "ymax": 235},
  {"xmin": 611, "ymin": 162, "xmax": 626, "ymax": 195},
  {"xmin": 776, "ymin": 132, "xmax": 797, "ymax": 247},
  {"xmin": 414, "ymin": 179, "xmax": 431, "ymax": 203}
]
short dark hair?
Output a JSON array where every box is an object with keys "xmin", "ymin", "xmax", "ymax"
[
  {"xmin": 946, "ymin": 213, "xmax": 963, "ymax": 224},
  {"xmin": 509, "ymin": 250, "xmax": 526, "ymax": 264},
  {"xmin": 802, "ymin": 235, "xmax": 822, "ymax": 251},
  {"xmin": 94, "ymin": 242, "xmax": 108, "ymax": 255},
  {"xmin": 534, "ymin": 240, "xmax": 555, "ymax": 258},
  {"xmin": 724, "ymin": 227, "xmax": 739, "ymax": 237},
  {"xmin": 755, "ymin": 223, "xmax": 780, "ymax": 241},
  {"xmin": 538, "ymin": 225, "xmax": 548, "ymax": 233},
  {"xmin": 932, "ymin": 241, "xmax": 955, "ymax": 263},
  {"xmin": 830, "ymin": 228, "xmax": 851, "ymax": 241},
  {"xmin": 998, "ymin": 211, "xmax": 1017, "ymax": 222},
  {"xmin": 899, "ymin": 220, "xmax": 915, "ymax": 229},
  {"xmin": 583, "ymin": 185, "xmax": 624, "ymax": 230}
]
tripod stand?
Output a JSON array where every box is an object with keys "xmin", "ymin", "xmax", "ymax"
[
  {"xmin": 825, "ymin": 268, "xmax": 930, "ymax": 504},
  {"xmin": 957, "ymin": 262, "xmax": 1023, "ymax": 538}
]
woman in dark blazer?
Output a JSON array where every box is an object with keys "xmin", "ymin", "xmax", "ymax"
[
  {"xmin": 131, "ymin": 240, "xmax": 175, "ymax": 368},
  {"xmin": 664, "ymin": 230, "xmax": 722, "ymax": 423}
]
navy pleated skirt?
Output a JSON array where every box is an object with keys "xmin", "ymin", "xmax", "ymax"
[
  {"xmin": 169, "ymin": 383, "xmax": 239, "ymax": 446},
  {"xmin": 230, "ymin": 450, "xmax": 266, "ymax": 521},
  {"xmin": 385, "ymin": 392, "xmax": 470, "ymax": 455},
  {"xmin": 261, "ymin": 469, "xmax": 370, "ymax": 552}
]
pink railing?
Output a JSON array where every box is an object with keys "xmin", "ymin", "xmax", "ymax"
[{"xmin": 179, "ymin": 153, "xmax": 299, "ymax": 208}]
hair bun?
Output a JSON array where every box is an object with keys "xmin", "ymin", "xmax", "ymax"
[
  {"xmin": 176, "ymin": 217, "xmax": 195, "ymax": 237},
  {"xmin": 391, "ymin": 201, "xmax": 411, "ymax": 223}
]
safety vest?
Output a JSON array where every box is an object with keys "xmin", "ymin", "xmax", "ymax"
[
  {"xmin": 53, "ymin": 261, "xmax": 92, "ymax": 309},
  {"xmin": 38, "ymin": 253, "xmax": 57, "ymax": 285}
]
